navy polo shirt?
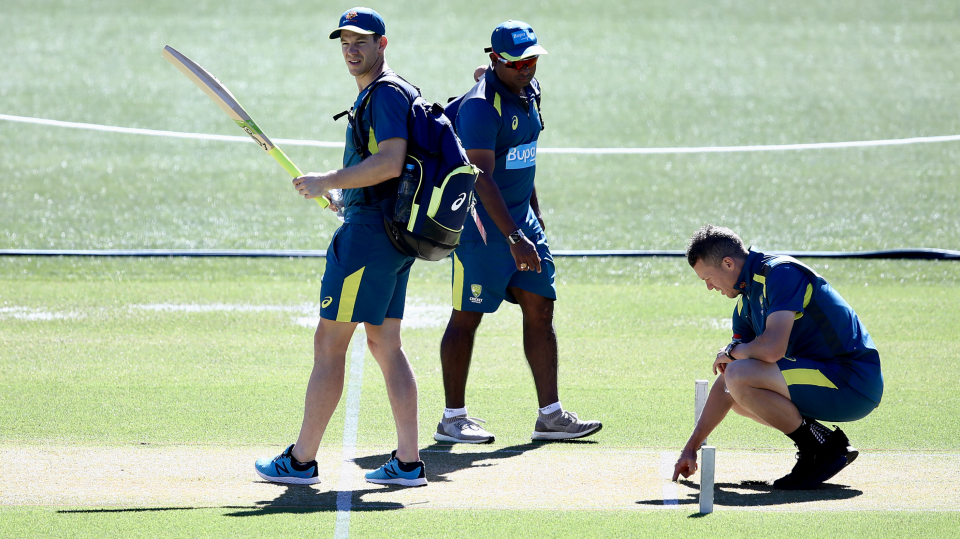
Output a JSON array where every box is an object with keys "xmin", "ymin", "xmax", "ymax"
[
  {"xmin": 341, "ymin": 70, "xmax": 410, "ymax": 223},
  {"xmin": 731, "ymin": 250, "xmax": 883, "ymax": 404},
  {"xmin": 454, "ymin": 69, "xmax": 543, "ymax": 242}
]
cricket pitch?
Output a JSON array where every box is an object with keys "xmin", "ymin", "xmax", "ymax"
[{"xmin": 2, "ymin": 443, "xmax": 956, "ymax": 512}]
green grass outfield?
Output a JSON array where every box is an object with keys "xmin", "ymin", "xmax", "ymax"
[
  {"xmin": 2, "ymin": 257, "xmax": 959, "ymax": 450},
  {"xmin": 2, "ymin": 0, "xmax": 960, "ymax": 536},
  {"xmin": 3, "ymin": 508, "xmax": 958, "ymax": 539},
  {"xmin": 2, "ymin": 0, "xmax": 959, "ymax": 251},
  {"xmin": 2, "ymin": 257, "xmax": 959, "ymax": 536}
]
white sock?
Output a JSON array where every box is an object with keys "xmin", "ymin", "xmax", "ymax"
[
  {"xmin": 444, "ymin": 407, "xmax": 468, "ymax": 419},
  {"xmin": 539, "ymin": 401, "xmax": 562, "ymax": 415}
]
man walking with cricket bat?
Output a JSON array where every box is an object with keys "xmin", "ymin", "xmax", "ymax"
[
  {"xmin": 674, "ymin": 225, "xmax": 883, "ymax": 489},
  {"xmin": 255, "ymin": 7, "xmax": 426, "ymax": 487}
]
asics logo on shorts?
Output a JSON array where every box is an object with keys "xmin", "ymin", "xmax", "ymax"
[
  {"xmin": 506, "ymin": 141, "xmax": 537, "ymax": 170},
  {"xmin": 451, "ymin": 192, "xmax": 467, "ymax": 211}
]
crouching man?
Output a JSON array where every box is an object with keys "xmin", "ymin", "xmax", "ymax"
[{"xmin": 674, "ymin": 225, "xmax": 883, "ymax": 489}]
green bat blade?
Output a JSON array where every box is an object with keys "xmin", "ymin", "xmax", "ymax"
[{"xmin": 162, "ymin": 45, "xmax": 329, "ymax": 209}]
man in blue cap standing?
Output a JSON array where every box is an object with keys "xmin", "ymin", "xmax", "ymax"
[
  {"xmin": 436, "ymin": 21, "xmax": 603, "ymax": 444},
  {"xmin": 254, "ymin": 7, "xmax": 426, "ymax": 487}
]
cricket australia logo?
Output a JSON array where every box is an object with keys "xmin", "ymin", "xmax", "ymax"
[
  {"xmin": 346, "ymin": 10, "xmax": 358, "ymax": 19},
  {"xmin": 469, "ymin": 284, "xmax": 483, "ymax": 304}
]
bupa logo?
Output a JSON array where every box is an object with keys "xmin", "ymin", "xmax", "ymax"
[
  {"xmin": 451, "ymin": 192, "xmax": 467, "ymax": 211},
  {"xmin": 512, "ymin": 30, "xmax": 532, "ymax": 44},
  {"xmin": 505, "ymin": 141, "xmax": 537, "ymax": 170}
]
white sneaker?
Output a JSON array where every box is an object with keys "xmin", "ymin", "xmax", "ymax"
[
  {"xmin": 531, "ymin": 409, "xmax": 602, "ymax": 441},
  {"xmin": 433, "ymin": 414, "xmax": 495, "ymax": 444}
]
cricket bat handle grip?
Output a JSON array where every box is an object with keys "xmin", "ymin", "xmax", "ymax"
[{"xmin": 268, "ymin": 147, "xmax": 331, "ymax": 209}]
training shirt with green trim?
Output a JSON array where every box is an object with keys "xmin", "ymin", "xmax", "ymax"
[
  {"xmin": 454, "ymin": 69, "xmax": 543, "ymax": 242},
  {"xmin": 341, "ymin": 70, "xmax": 410, "ymax": 223},
  {"xmin": 731, "ymin": 249, "xmax": 883, "ymax": 404}
]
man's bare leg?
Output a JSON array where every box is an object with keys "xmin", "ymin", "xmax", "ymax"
[
  {"xmin": 511, "ymin": 287, "xmax": 559, "ymax": 408},
  {"xmin": 366, "ymin": 317, "xmax": 420, "ymax": 463},
  {"xmin": 291, "ymin": 317, "xmax": 358, "ymax": 463},
  {"xmin": 439, "ymin": 310, "xmax": 484, "ymax": 409},
  {"xmin": 723, "ymin": 359, "xmax": 802, "ymax": 433}
]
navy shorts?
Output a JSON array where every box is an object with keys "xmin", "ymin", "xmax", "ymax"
[
  {"xmin": 319, "ymin": 223, "xmax": 415, "ymax": 325},
  {"xmin": 450, "ymin": 232, "xmax": 556, "ymax": 313},
  {"xmin": 777, "ymin": 357, "xmax": 880, "ymax": 422}
]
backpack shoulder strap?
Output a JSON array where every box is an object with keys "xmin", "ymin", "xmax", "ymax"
[
  {"xmin": 529, "ymin": 78, "xmax": 544, "ymax": 129},
  {"xmin": 349, "ymin": 73, "xmax": 418, "ymax": 205},
  {"xmin": 351, "ymin": 73, "xmax": 418, "ymax": 158}
]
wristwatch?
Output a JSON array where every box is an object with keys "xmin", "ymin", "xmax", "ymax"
[
  {"xmin": 506, "ymin": 229, "xmax": 524, "ymax": 245},
  {"xmin": 723, "ymin": 342, "xmax": 739, "ymax": 360}
]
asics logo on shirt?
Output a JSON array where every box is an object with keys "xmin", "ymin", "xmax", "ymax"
[
  {"xmin": 322, "ymin": 296, "xmax": 333, "ymax": 308},
  {"xmin": 506, "ymin": 141, "xmax": 537, "ymax": 169},
  {"xmin": 512, "ymin": 116, "xmax": 518, "ymax": 130},
  {"xmin": 451, "ymin": 192, "xmax": 467, "ymax": 211}
]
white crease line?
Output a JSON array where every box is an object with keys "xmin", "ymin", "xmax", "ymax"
[
  {"xmin": 3, "ymin": 113, "xmax": 960, "ymax": 153},
  {"xmin": 660, "ymin": 452, "xmax": 679, "ymax": 507},
  {"xmin": 335, "ymin": 330, "xmax": 366, "ymax": 539},
  {"xmin": 130, "ymin": 303, "xmax": 310, "ymax": 313},
  {"xmin": 0, "ymin": 307, "xmax": 84, "ymax": 321}
]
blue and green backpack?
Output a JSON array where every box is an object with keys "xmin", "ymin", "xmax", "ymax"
[{"xmin": 342, "ymin": 72, "xmax": 479, "ymax": 261}]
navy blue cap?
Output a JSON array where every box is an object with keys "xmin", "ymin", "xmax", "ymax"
[
  {"xmin": 489, "ymin": 20, "xmax": 547, "ymax": 61},
  {"xmin": 329, "ymin": 7, "xmax": 386, "ymax": 39}
]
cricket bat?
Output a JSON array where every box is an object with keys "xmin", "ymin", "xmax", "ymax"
[{"xmin": 162, "ymin": 45, "xmax": 329, "ymax": 208}]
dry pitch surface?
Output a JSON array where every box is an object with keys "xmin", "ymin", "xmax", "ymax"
[{"xmin": 3, "ymin": 444, "xmax": 956, "ymax": 513}]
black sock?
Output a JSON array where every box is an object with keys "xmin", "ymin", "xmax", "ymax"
[
  {"xmin": 807, "ymin": 419, "xmax": 832, "ymax": 443},
  {"xmin": 397, "ymin": 459, "xmax": 422, "ymax": 472},
  {"xmin": 786, "ymin": 419, "xmax": 823, "ymax": 454},
  {"xmin": 290, "ymin": 458, "xmax": 314, "ymax": 471}
]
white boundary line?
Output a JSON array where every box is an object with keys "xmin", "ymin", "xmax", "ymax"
[
  {"xmin": 334, "ymin": 330, "xmax": 366, "ymax": 539},
  {"xmin": 3, "ymin": 113, "xmax": 960, "ymax": 154},
  {"xmin": 0, "ymin": 113, "xmax": 343, "ymax": 148}
]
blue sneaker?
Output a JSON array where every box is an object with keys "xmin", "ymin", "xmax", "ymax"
[
  {"xmin": 255, "ymin": 444, "xmax": 320, "ymax": 485},
  {"xmin": 364, "ymin": 450, "xmax": 427, "ymax": 487}
]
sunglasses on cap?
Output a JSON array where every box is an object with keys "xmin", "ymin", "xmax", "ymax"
[{"xmin": 494, "ymin": 54, "xmax": 538, "ymax": 70}]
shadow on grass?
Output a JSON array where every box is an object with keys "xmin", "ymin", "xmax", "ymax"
[
  {"xmin": 56, "ymin": 485, "xmax": 407, "ymax": 516},
  {"xmin": 56, "ymin": 440, "xmax": 596, "ymax": 516},
  {"xmin": 636, "ymin": 479, "xmax": 863, "ymax": 513},
  {"xmin": 355, "ymin": 440, "xmax": 595, "ymax": 484},
  {"xmin": 223, "ymin": 484, "xmax": 407, "ymax": 516}
]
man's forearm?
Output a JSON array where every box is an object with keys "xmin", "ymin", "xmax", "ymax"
[
  {"xmin": 530, "ymin": 186, "xmax": 542, "ymax": 220},
  {"xmin": 328, "ymin": 150, "xmax": 404, "ymax": 190},
  {"xmin": 728, "ymin": 311, "xmax": 794, "ymax": 362},
  {"xmin": 475, "ymin": 172, "xmax": 522, "ymax": 237},
  {"xmin": 683, "ymin": 377, "xmax": 734, "ymax": 451}
]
